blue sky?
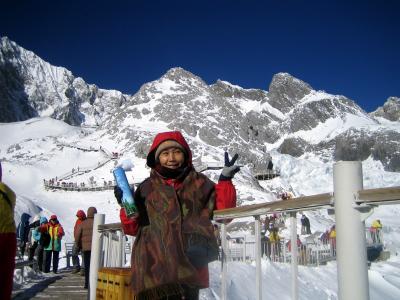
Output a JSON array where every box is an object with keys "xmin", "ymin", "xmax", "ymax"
[{"xmin": 1, "ymin": 0, "xmax": 399, "ymax": 112}]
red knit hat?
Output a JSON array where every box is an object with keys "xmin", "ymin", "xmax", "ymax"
[
  {"xmin": 50, "ymin": 214, "xmax": 57, "ymax": 220},
  {"xmin": 76, "ymin": 210, "xmax": 86, "ymax": 219}
]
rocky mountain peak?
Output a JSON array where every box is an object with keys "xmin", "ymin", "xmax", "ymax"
[
  {"xmin": 268, "ymin": 72, "xmax": 312, "ymax": 113},
  {"xmin": 0, "ymin": 36, "xmax": 16, "ymax": 50},
  {"xmin": 371, "ymin": 96, "xmax": 400, "ymax": 121},
  {"xmin": 0, "ymin": 37, "xmax": 129, "ymax": 126},
  {"xmin": 1, "ymin": 38, "xmax": 399, "ymax": 172},
  {"xmin": 210, "ymin": 80, "xmax": 267, "ymax": 101},
  {"xmin": 162, "ymin": 67, "xmax": 206, "ymax": 86}
]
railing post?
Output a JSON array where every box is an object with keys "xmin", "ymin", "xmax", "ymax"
[
  {"xmin": 221, "ymin": 223, "xmax": 227, "ymax": 300},
  {"xmin": 243, "ymin": 235, "xmax": 247, "ymax": 262},
  {"xmin": 106, "ymin": 232, "xmax": 112, "ymax": 266},
  {"xmin": 290, "ymin": 212, "xmax": 298, "ymax": 300},
  {"xmin": 283, "ymin": 238, "xmax": 286, "ymax": 263},
  {"xmin": 90, "ymin": 213, "xmax": 105, "ymax": 300},
  {"xmin": 333, "ymin": 161, "xmax": 369, "ymax": 300},
  {"xmin": 254, "ymin": 216, "xmax": 262, "ymax": 300},
  {"xmin": 117, "ymin": 231, "xmax": 124, "ymax": 267}
]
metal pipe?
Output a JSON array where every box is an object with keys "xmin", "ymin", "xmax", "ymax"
[
  {"xmin": 243, "ymin": 235, "xmax": 247, "ymax": 262},
  {"xmin": 89, "ymin": 213, "xmax": 105, "ymax": 300},
  {"xmin": 221, "ymin": 223, "xmax": 227, "ymax": 300},
  {"xmin": 117, "ymin": 231, "xmax": 124, "ymax": 267},
  {"xmin": 333, "ymin": 161, "xmax": 369, "ymax": 300},
  {"xmin": 290, "ymin": 212, "xmax": 299, "ymax": 300},
  {"xmin": 254, "ymin": 216, "xmax": 262, "ymax": 300}
]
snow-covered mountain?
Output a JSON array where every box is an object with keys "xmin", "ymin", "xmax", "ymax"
[
  {"xmin": 2, "ymin": 36, "xmax": 399, "ymax": 172},
  {"xmin": 1, "ymin": 35, "xmax": 400, "ymax": 231},
  {"xmin": 0, "ymin": 36, "xmax": 128, "ymax": 126},
  {"xmin": 1, "ymin": 37, "xmax": 400, "ymax": 300}
]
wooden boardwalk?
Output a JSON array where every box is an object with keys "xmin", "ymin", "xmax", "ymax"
[{"xmin": 13, "ymin": 269, "xmax": 88, "ymax": 300}]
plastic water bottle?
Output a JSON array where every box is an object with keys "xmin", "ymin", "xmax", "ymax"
[{"xmin": 113, "ymin": 167, "xmax": 137, "ymax": 217}]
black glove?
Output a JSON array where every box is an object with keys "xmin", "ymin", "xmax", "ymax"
[
  {"xmin": 29, "ymin": 220, "xmax": 40, "ymax": 228},
  {"xmin": 114, "ymin": 186, "xmax": 123, "ymax": 205},
  {"xmin": 219, "ymin": 152, "xmax": 240, "ymax": 181}
]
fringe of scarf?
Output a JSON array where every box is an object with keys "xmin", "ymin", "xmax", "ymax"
[{"xmin": 134, "ymin": 283, "xmax": 184, "ymax": 300}]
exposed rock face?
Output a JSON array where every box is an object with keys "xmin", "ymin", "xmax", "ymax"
[
  {"xmin": 1, "ymin": 37, "xmax": 399, "ymax": 172},
  {"xmin": 334, "ymin": 129, "xmax": 375, "ymax": 161},
  {"xmin": 210, "ymin": 80, "xmax": 267, "ymax": 101},
  {"xmin": 371, "ymin": 97, "xmax": 400, "ymax": 121},
  {"xmin": 0, "ymin": 36, "xmax": 129, "ymax": 126},
  {"xmin": 333, "ymin": 129, "xmax": 400, "ymax": 171},
  {"xmin": 268, "ymin": 73, "xmax": 312, "ymax": 113},
  {"xmin": 278, "ymin": 137, "xmax": 309, "ymax": 157},
  {"xmin": 371, "ymin": 131, "xmax": 400, "ymax": 172}
]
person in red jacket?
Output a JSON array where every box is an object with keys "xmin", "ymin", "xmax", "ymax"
[
  {"xmin": 115, "ymin": 131, "xmax": 239, "ymax": 300},
  {"xmin": 40, "ymin": 215, "xmax": 64, "ymax": 273},
  {"xmin": 71, "ymin": 209, "xmax": 86, "ymax": 274}
]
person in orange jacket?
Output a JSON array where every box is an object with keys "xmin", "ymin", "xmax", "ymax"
[
  {"xmin": 0, "ymin": 161, "xmax": 17, "ymax": 300},
  {"xmin": 40, "ymin": 215, "xmax": 65, "ymax": 273},
  {"xmin": 329, "ymin": 225, "xmax": 337, "ymax": 256},
  {"xmin": 72, "ymin": 209, "xmax": 86, "ymax": 274},
  {"xmin": 115, "ymin": 131, "xmax": 239, "ymax": 300}
]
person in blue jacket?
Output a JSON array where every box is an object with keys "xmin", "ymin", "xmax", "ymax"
[
  {"xmin": 17, "ymin": 212, "xmax": 32, "ymax": 257},
  {"xmin": 32, "ymin": 216, "xmax": 48, "ymax": 271}
]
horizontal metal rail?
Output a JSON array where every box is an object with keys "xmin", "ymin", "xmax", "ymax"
[
  {"xmin": 214, "ymin": 193, "xmax": 333, "ymax": 220},
  {"xmin": 15, "ymin": 260, "xmax": 36, "ymax": 268},
  {"xmin": 98, "ymin": 222, "xmax": 122, "ymax": 231},
  {"xmin": 356, "ymin": 186, "xmax": 400, "ymax": 205}
]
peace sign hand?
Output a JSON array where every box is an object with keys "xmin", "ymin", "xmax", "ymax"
[{"xmin": 219, "ymin": 152, "xmax": 241, "ymax": 181}]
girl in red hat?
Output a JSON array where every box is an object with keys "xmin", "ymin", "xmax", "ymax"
[{"xmin": 116, "ymin": 131, "xmax": 240, "ymax": 300}]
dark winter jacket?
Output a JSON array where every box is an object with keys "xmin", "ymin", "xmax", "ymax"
[
  {"xmin": 17, "ymin": 213, "xmax": 31, "ymax": 242},
  {"xmin": 75, "ymin": 207, "xmax": 97, "ymax": 251}
]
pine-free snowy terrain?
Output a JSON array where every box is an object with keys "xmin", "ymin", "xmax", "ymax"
[
  {"xmin": 2, "ymin": 117, "xmax": 400, "ymax": 300},
  {"xmin": 1, "ymin": 37, "xmax": 400, "ymax": 299}
]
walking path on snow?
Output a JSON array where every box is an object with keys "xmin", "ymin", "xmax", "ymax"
[{"xmin": 12, "ymin": 269, "xmax": 87, "ymax": 300}]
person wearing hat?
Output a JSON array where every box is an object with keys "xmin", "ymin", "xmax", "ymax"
[
  {"xmin": 71, "ymin": 209, "xmax": 86, "ymax": 274},
  {"xmin": 16, "ymin": 212, "xmax": 31, "ymax": 257},
  {"xmin": 27, "ymin": 214, "xmax": 41, "ymax": 262},
  {"xmin": 75, "ymin": 206, "xmax": 97, "ymax": 289},
  {"xmin": 35, "ymin": 216, "xmax": 48, "ymax": 272},
  {"xmin": 0, "ymin": 161, "xmax": 17, "ymax": 300},
  {"xmin": 40, "ymin": 214, "xmax": 64, "ymax": 273},
  {"xmin": 116, "ymin": 131, "xmax": 240, "ymax": 300}
]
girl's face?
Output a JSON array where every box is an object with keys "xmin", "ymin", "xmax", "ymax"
[{"xmin": 158, "ymin": 147, "xmax": 185, "ymax": 169}]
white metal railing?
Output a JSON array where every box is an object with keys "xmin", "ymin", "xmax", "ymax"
[
  {"xmin": 89, "ymin": 218, "xmax": 132, "ymax": 300},
  {"xmin": 44, "ymin": 181, "xmax": 116, "ymax": 192},
  {"xmin": 214, "ymin": 161, "xmax": 400, "ymax": 300},
  {"xmin": 86, "ymin": 162, "xmax": 399, "ymax": 300},
  {"xmin": 223, "ymin": 227, "xmax": 383, "ymax": 266},
  {"xmin": 222, "ymin": 235, "xmax": 338, "ymax": 266}
]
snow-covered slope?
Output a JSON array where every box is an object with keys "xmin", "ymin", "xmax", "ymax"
[
  {"xmin": 1, "ymin": 37, "xmax": 400, "ymax": 299},
  {"xmin": 2, "ymin": 116, "xmax": 400, "ymax": 300}
]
